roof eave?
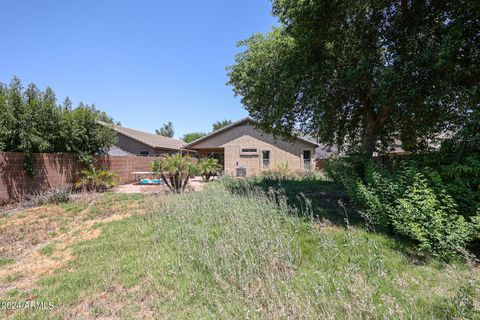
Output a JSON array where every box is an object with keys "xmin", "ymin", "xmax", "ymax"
[
  {"xmin": 184, "ymin": 117, "xmax": 319, "ymax": 148},
  {"xmin": 98, "ymin": 121, "xmax": 183, "ymax": 150},
  {"xmin": 184, "ymin": 117, "xmax": 251, "ymax": 148}
]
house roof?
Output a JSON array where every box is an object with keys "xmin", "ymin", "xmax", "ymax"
[
  {"xmin": 184, "ymin": 117, "xmax": 319, "ymax": 148},
  {"xmin": 104, "ymin": 146, "xmax": 134, "ymax": 156},
  {"xmin": 99, "ymin": 122, "xmax": 185, "ymax": 150},
  {"xmin": 316, "ymin": 143, "xmax": 339, "ymax": 159}
]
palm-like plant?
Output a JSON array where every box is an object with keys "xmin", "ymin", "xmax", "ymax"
[
  {"xmin": 151, "ymin": 154, "xmax": 198, "ymax": 193},
  {"xmin": 198, "ymin": 157, "xmax": 222, "ymax": 181},
  {"xmin": 75, "ymin": 167, "xmax": 120, "ymax": 192}
]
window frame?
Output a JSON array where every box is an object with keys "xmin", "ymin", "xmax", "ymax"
[
  {"xmin": 261, "ymin": 149, "xmax": 271, "ymax": 169},
  {"xmin": 302, "ymin": 149, "xmax": 313, "ymax": 169},
  {"xmin": 240, "ymin": 147, "xmax": 259, "ymax": 156}
]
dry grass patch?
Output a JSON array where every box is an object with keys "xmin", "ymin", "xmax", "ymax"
[
  {"xmin": 0, "ymin": 192, "xmax": 153, "ymax": 296},
  {"xmin": 65, "ymin": 282, "xmax": 155, "ymax": 320}
]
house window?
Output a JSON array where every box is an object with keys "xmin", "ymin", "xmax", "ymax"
[
  {"xmin": 303, "ymin": 150, "xmax": 312, "ymax": 169},
  {"xmin": 262, "ymin": 150, "xmax": 270, "ymax": 169},
  {"xmin": 240, "ymin": 147, "xmax": 258, "ymax": 156},
  {"xmin": 139, "ymin": 150, "xmax": 149, "ymax": 157}
]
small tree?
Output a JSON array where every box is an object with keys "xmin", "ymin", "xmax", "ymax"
[
  {"xmin": 182, "ymin": 132, "xmax": 206, "ymax": 143},
  {"xmin": 151, "ymin": 154, "xmax": 198, "ymax": 193},
  {"xmin": 198, "ymin": 158, "xmax": 222, "ymax": 181},
  {"xmin": 156, "ymin": 121, "xmax": 174, "ymax": 138},
  {"xmin": 212, "ymin": 119, "xmax": 232, "ymax": 131},
  {"xmin": 74, "ymin": 167, "xmax": 120, "ymax": 192}
]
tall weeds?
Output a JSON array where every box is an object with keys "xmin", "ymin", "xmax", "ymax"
[{"xmin": 137, "ymin": 181, "xmax": 478, "ymax": 318}]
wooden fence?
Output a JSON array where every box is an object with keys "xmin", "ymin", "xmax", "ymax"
[{"xmin": 0, "ymin": 152, "xmax": 154, "ymax": 205}]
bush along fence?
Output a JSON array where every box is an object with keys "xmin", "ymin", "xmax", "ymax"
[
  {"xmin": 324, "ymin": 156, "xmax": 480, "ymax": 260},
  {"xmin": 0, "ymin": 152, "xmax": 154, "ymax": 205}
]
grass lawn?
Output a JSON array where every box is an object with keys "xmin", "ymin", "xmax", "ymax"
[{"xmin": 1, "ymin": 181, "xmax": 479, "ymax": 319}]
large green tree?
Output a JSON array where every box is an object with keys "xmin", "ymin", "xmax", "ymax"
[
  {"xmin": 212, "ymin": 119, "xmax": 232, "ymax": 131},
  {"xmin": 156, "ymin": 121, "xmax": 175, "ymax": 138},
  {"xmin": 182, "ymin": 132, "xmax": 206, "ymax": 143},
  {"xmin": 0, "ymin": 77, "xmax": 118, "ymax": 174},
  {"xmin": 228, "ymin": 0, "xmax": 480, "ymax": 156}
]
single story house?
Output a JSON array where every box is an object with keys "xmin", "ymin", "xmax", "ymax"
[
  {"xmin": 99, "ymin": 122, "xmax": 184, "ymax": 156},
  {"xmin": 185, "ymin": 118, "xmax": 319, "ymax": 177}
]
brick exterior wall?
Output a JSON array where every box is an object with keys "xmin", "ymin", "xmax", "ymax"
[
  {"xmin": 0, "ymin": 152, "xmax": 154, "ymax": 205},
  {"xmin": 190, "ymin": 121, "xmax": 317, "ymax": 177}
]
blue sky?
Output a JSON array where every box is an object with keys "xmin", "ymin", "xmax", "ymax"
[{"xmin": 0, "ymin": 1, "xmax": 277, "ymax": 138}]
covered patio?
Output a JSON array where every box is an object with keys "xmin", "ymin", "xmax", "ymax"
[{"xmin": 189, "ymin": 148, "xmax": 225, "ymax": 171}]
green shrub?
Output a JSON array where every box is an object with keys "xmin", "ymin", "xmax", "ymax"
[
  {"xmin": 197, "ymin": 157, "xmax": 222, "ymax": 181},
  {"xmin": 341, "ymin": 162, "xmax": 404, "ymax": 231},
  {"xmin": 74, "ymin": 167, "xmax": 119, "ymax": 192},
  {"xmin": 324, "ymin": 152, "xmax": 372, "ymax": 182},
  {"xmin": 392, "ymin": 174, "xmax": 472, "ymax": 255},
  {"xmin": 343, "ymin": 177, "xmax": 390, "ymax": 230},
  {"xmin": 216, "ymin": 175, "xmax": 255, "ymax": 195},
  {"xmin": 436, "ymin": 156, "xmax": 480, "ymax": 217},
  {"xmin": 339, "ymin": 158, "xmax": 479, "ymax": 259},
  {"xmin": 323, "ymin": 156, "xmax": 350, "ymax": 182}
]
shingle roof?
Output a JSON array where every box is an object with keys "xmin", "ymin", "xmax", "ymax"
[
  {"xmin": 184, "ymin": 117, "xmax": 319, "ymax": 148},
  {"xmin": 99, "ymin": 122, "xmax": 184, "ymax": 150},
  {"xmin": 104, "ymin": 146, "xmax": 134, "ymax": 156}
]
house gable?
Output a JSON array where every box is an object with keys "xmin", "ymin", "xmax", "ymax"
[
  {"xmin": 186, "ymin": 118, "xmax": 318, "ymax": 151},
  {"xmin": 186, "ymin": 118, "xmax": 318, "ymax": 176}
]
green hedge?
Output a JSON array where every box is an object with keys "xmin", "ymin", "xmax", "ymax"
[
  {"xmin": 0, "ymin": 77, "xmax": 118, "ymax": 175},
  {"xmin": 327, "ymin": 158, "xmax": 480, "ymax": 259}
]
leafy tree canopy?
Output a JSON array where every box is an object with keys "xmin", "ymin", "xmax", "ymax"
[
  {"xmin": 182, "ymin": 132, "xmax": 206, "ymax": 143},
  {"xmin": 212, "ymin": 119, "xmax": 232, "ymax": 131},
  {"xmin": 182, "ymin": 120, "xmax": 235, "ymax": 143},
  {"xmin": 0, "ymin": 76, "xmax": 118, "ymax": 174},
  {"xmin": 228, "ymin": 0, "xmax": 480, "ymax": 156},
  {"xmin": 156, "ymin": 121, "xmax": 175, "ymax": 138}
]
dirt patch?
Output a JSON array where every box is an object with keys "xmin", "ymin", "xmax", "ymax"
[
  {"xmin": 113, "ymin": 183, "xmax": 165, "ymax": 194},
  {"xmin": 0, "ymin": 193, "xmax": 152, "ymax": 295},
  {"xmin": 113, "ymin": 177, "xmax": 208, "ymax": 194},
  {"xmin": 188, "ymin": 177, "xmax": 209, "ymax": 191},
  {"xmin": 315, "ymin": 219, "xmax": 344, "ymax": 233},
  {"xmin": 66, "ymin": 282, "xmax": 155, "ymax": 319}
]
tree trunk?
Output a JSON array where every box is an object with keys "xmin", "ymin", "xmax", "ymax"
[
  {"xmin": 362, "ymin": 123, "xmax": 377, "ymax": 158},
  {"xmin": 362, "ymin": 98, "xmax": 378, "ymax": 158},
  {"xmin": 182, "ymin": 175, "xmax": 190, "ymax": 192}
]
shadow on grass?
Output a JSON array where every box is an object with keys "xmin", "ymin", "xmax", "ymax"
[
  {"xmin": 238, "ymin": 178, "xmax": 451, "ymax": 265},
  {"xmin": 250, "ymin": 179, "xmax": 364, "ymax": 227}
]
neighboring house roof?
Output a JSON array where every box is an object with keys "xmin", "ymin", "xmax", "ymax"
[
  {"xmin": 99, "ymin": 122, "xmax": 184, "ymax": 150},
  {"xmin": 184, "ymin": 117, "xmax": 319, "ymax": 148},
  {"xmin": 316, "ymin": 143, "xmax": 338, "ymax": 159},
  {"xmin": 103, "ymin": 146, "xmax": 134, "ymax": 156}
]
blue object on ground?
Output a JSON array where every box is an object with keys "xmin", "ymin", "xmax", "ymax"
[{"xmin": 138, "ymin": 178, "xmax": 161, "ymax": 185}]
